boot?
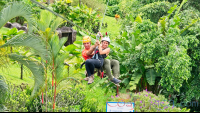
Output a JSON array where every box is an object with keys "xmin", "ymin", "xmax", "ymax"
[
  {"xmin": 84, "ymin": 74, "xmax": 94, "ymax": 81},
  {"xmin": 84, "ymin": 77, "xmax": 89, "ymax": 81},
  {"xmin": 88, "ymin": 75, "xmax": 94, "ymax": 84},
  {"xmin": 111, "ymin": 78, "xmax": 121, "ymax": 86}
]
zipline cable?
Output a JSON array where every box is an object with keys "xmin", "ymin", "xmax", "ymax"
[
  {"xmin": 30, "ymin": 0, "xmax": 96, "ymax": 36},
  {"xmin": 99, "ymin": 0, "xmax": 109, "ymax": 32},
  {"xmin": 96, "ymin": 0, "xmax": 109, "ymax": 40}
]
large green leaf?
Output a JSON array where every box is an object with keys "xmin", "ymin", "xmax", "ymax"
[
  {"xmin": 6, "ymin": 27, "xmax": 18, "ymax": 35},
  {"xmin": 38, "ymin": 10, "xmax": 55, "ymax": 31},
  {"xmin": 49, "ymin": 35, "xmax": 67, "ymax": 58},
  {"xmin": 146, "ymin": 69, "xmax": 157, "ymax": 86},
  {"xmin": 0, "ymin": 33, "xmax": 51, "ymax": 62},
  {"xmin": 50, "ymin": 17, "xmax": 63, "ymax": 33},
  {"xmin": 64, "ymin": 44, "xmax": 77, "ymax": 53},
  {"xmin": 122, "ymin": 78, "xmax": 130, "ymax": 86},
  {"xmin": 0, "ymin": 1, "xmax": 35, "ymax": 33},
  {"xmin": 129, "ymin": 72, "xmax": 142, "ymax": 90},
  {"xmin": 37, "ymin": 20, "xmax": 47, "ymax": 32},
  {"xmin": 49, "ymin": 34, "xmax": 60, "ymax": 58},
  {"xmin": 0, "ymin": 27, "xmax": 9, "ymax": 34},
  {"xmin": 55, "ymin": 58, "xmax": 66, "ymax": 85},
  {"xmin": 8, "ymin": 54, "xmax": 45, "ymax": 97}
]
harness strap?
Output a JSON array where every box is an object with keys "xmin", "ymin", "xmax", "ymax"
[{"xmin": 80, "ymin": 62, "xmax": 85, "ymax": 69}]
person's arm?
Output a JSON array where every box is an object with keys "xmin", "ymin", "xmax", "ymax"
[
  {"xmin": 86, "ymin": 45, "xmax": 95, "ymax": 56},
  {"xmin": 98, "ymin": 32, "xmax": 103, "ymax": 42},
  {"xmin": 98, "ymin": 44, "xmax": 110, "ymax": 56},
  {"xmin": 86, "ymin": 41, "xmax": 99, "ymax": 56}
]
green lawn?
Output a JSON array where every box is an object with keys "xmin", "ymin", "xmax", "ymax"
[
  {"xmin": 0, "ymin": 62, "xmax": 34, "ymax": 86},
  {"xmin": 100, "ymin": 15, "xmax": 121, "ymax": 40}
]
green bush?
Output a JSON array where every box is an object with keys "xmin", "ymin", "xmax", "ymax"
[
  {"xmin": 3, "ymin": 82, "xmax": 86, "ymax": 112},
  {"xmin": 71, "ymin": 0, "xmax": 106, "ymax": 14},
  {"xmin": 106, "ymin": 5, "xmax": 122, "ymax": 17},
  {"xmin": 79, "ymin": 80, "xmax": 116, "ymax": 112},
  {"xmin": 5, "ymin": 84, "xmax": 29, "ymax": 112},
  {"xmin": 103, "ymin": 0, "xmax": 121, "ymax": 6}
]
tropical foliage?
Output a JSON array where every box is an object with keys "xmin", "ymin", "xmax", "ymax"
[
  {"xmin": 1, "ymin": 0, "xmax": 200, "ymax": 112},
  {"xmin": 107, "ymin": 0, "xmax": 200, "ymax": 112}
]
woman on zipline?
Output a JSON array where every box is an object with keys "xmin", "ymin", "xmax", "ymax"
[
  {"xmin": 82, "ymin": 33, "xmax": 121, "ymax": 86},
  {"xmin": 85, "ymin": 32, "xmax": 110, "ymax": 84}
]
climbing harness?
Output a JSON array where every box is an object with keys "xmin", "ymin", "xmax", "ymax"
[{"xmin": 91, "ymin": 46, "xmax": 105, "ymax": 79}]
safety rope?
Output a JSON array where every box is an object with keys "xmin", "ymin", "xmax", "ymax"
[{"xmin": 30, "ymin": 0, "xmax": 96, "ymax": 36}]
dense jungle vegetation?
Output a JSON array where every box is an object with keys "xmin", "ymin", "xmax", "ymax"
[{"xmin": 0, "ymin": 0, "xmax": 200, "ymax": 112}]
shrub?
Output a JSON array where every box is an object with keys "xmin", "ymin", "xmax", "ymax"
[
  {"xmin": 71, "ymin": 0, "xmax": 106, "ymax": 14},
  {"xmin": 4, "ymin": 82, "xmax": 86, "ymax": 112},
  {"xmin": 106, "ymin": 5, "xmax": 122, "ymax": 17},
  {"xmin": 108, "ymin": 90, "xmax": 190, "ymax": 112},
  {"xmin": 80, "ymin": 81, "xmax": 116, "ymax": 112},
  {"xmin": 5, "ymin": 84, "xmax": 29, "ymax": 112}
]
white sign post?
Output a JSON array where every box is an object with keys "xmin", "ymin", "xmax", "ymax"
[{"xmin": 106, "ymin": 102, "xmax": 134, "ymax": 112}]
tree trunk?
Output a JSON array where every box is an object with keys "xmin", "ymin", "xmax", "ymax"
[
  {"xmin": 79, "ymin": 0, "xmax": 81, "ymax": 7},
  {"xmin": 21, "ymin": 64, "xmax": 23, "ymax": 79}
]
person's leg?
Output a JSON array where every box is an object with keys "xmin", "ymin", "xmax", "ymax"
[
  {"xmin": 85, "ymin": 59, "xmax": 102, "ymax": 84},
  {"xmin": 85, "ymin": 59, "xmax": 95, "ymax": 77},
  {"xmin": 110, "ymin": 59, "xmax": 120, "ymax": 78},
  {"xmin": 109, "ymin": 59, "xmax": 121, "ymax": 86},
  {"xmin": 103, "ymin": 59, "xmax": 114, "ymax": 80}
]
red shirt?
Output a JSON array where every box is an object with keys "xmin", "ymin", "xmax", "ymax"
[{"xmin": 82, "ymin": 48, "xmax": 93, "ymax": 61}]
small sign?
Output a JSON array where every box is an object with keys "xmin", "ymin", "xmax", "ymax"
[{"xmin": 106, "ymin": 102, "xmax": 134, "ymax": 112}]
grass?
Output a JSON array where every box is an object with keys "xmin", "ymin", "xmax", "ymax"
[
  {"xmin": 0, "ymin": 62, "xmax": 34, "ymax": 86},
  {"xmin": 100, "ymin": 15, "xmax": 121, "ymax": 40}
]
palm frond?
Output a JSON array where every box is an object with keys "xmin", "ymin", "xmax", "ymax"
[
  {"xmin": 50, "ymin": 35, "xmax": 67, "ymax": 58},
  {"xmin": 39, "ymin": 10, "xmax": 55, "ymax": 30},
  {"xmin": 50, "ymin": 17, "xmax": 63, "ymax": 33},
  {"xmin": 0, "ymin": 75, "xmax": 8, "ymax": 105},
  {"xmin": 8, "ymin": 53, "xmax": 45, "ymax": 97},
  {"xmin": 0, "ymin": 1, "xmax": 35, "ymax": 33},
  {"xmin": 49, "ymin": 34, "xmax": 60, "ymax": 58},
  {"xmin": 0, "ymin": 33, "xmax": 52, "ymax": 63},
  {"xmin": 55, "ymin": 53, "xmax": 68, "ymax": 83}
]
